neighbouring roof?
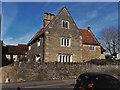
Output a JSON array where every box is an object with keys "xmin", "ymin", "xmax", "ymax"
[
  {"xmin": 28, "ymin": 28, "xmax": 44, "ymax": 45},
  {"xmin": 6, "ymin": 44, "xmax": 28, "ymax": 55},
  {"xmin": 79, "ymin": 29, "xmax": 100, "ymax": 45}
]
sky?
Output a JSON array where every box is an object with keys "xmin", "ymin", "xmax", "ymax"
[{"xmin": 1, "ymin": 2, "xmax": 118, "ymax": 45}]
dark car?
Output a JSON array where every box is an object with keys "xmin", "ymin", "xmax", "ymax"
[{"xmin": 73, "ymin": 72, "xmax": 120, "ymax": 90}]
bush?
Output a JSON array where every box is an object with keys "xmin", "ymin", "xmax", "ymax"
[
  {"xmin": 105, "ymin": 54, "xmax": 112, "ymax": 60},
  {"xmin": 86, "ymin": 59, "xmax": 120, "ymax": 65}
]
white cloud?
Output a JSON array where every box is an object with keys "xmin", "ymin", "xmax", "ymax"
[
  {"xmin": 79, "ymin": 8, "xmax": 117, "ymax": 32},
  {"xmin": 2, "ymin": 3, "xmax": 18, "ymax": 38},
  {"xmin": 18, "ymin": 33, "xmax": 33, "ymax": 42},
  {"xmin": 87, "ymin": 10, "xmax": 98, "ymax": 20},
  {"xmin": 77, "ymin": 10, "xmax": 98, "ymax": 28},
  {"xmin": 92, "ymin": 11, "xmax": 118, "ymax": 32},
  {"xmin": 3, "ymin": 33, "xmax": 33, "ymax": 45}
]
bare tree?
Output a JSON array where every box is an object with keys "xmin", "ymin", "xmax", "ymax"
[{"xmin": 99, "ymin": 27, "xmax": 120, "ymax": 60}]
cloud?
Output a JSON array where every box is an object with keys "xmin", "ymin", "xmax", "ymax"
[
  {"xmin": 79, "ymin": 8, "xmax": 117, "ymax": 32},
  {"xmin": 77, "ymin": 10, "xmax": 98, "ymax": 28},
  {"xmin": 2, "ymin": 3, "xmax": 18, "ymax": 37},
  {"xmin": 87, "ymin": 10, "xmax": 98, "ymax": 20},
  {"xmin": 92, "ymin": 11, "xmax": 118, "ymax": 32},
  {"xmin": 18, "ymin": 33, "xmax": 33, "ymax": 42},
  {"xmin": 3, "ymin": 33, "xmax": 33, "ymax": 45}
]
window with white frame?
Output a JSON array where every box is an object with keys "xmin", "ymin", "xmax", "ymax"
[
  {"xmin": 28, "ymin": 45, "xmax": 31, "ymax": 50},
  {"xmin": 58, "ymin": 54, "xmax": 72, "ymax": 63},
  {"xmin": 90, "ymin": 45, "xmax": 95, "ymax": 51},
  {"xmin": 37, "ymin": 39, "xmax": 41, "ymax": 47},
  {"xmin": 62, "ymin": 20, "xmax": 69, "ymax": 29},
  {"xmin": 60, "ymin": 37, "xmax": 71, "ymax": 47}
]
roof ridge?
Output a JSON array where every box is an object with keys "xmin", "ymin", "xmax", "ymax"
[
  {"xmin": 90, "ymin": 31, "xmax": 100, "ymax": 45},
  {"xmin": 45, "ymin": 6, "xmax": 79, "ymax": 31},
  {"xmin": 79, "ymin": 28, "xmax": 88, "ymax": 31}
]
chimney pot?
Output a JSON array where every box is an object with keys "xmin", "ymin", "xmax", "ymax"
[
  {"xmin": 88, "ymin": 25, "xmax": 91, "ymax": 31},
  {"xmin": 43, "ymin": 12, "xmax": 55, "ymax": 27}
]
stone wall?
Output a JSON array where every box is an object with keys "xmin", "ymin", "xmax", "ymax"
[
  {"xmin": 27, "ymin": 34, "xmax": 44, "ymax": 62},
  {"xmin": 82, "ymin": 44, "xmax": 101, "ymax": 61},
  {"xmin": 1, "ymin": 64, "xmax": 17, "ymax": 83},
  {"xmin": 44, "ymin": 7, "xmax": 83, "ymax": 62},
  {"xmin": 1, "ymin": 62, "xmax": 120, "ymax": 83}
]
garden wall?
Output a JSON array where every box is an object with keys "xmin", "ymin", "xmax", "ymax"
[{"xmin": 1, "ymin": 62, "xmax": 120, "ymax": 83}]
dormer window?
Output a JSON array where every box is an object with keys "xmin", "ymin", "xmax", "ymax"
[
  {"xmin": 62, "ymin": 20, "xmax": 69, "ymax": 29},
  {"xmin": 28, "ymin": 45, "xmax": 31, "ymax": 50}
]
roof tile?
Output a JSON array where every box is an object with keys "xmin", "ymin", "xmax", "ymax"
[
  {"xmin": 79, "ymin": 29, "xmax": 100, "ymax": 45},
  {"xmin": 7, "ymin": 44, "xmax": 27, "ymax": 55},
  {"xmin": 28, "ymin": 28, "xmax": 44, "ymax": 44}
]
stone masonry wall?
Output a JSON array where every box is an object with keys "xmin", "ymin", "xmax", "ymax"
[
  {"xmin": 82, "ymin": 45, "xmax": 101, "ymax": 61},
  {"xmin": 1, "ymin": 62, "xmax": 120, "ymax": 83},
  {"xmin": 27, "ymin": 35, "xmax": 44, "ymax": 62},
  {"xmin": 44, "ymin": 8, "xmax": 82, "ymax": 62}
]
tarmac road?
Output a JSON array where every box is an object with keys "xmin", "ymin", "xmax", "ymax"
[{"xmin": 1, "ymin": 79, "xmax": 76, "ymax": 90}]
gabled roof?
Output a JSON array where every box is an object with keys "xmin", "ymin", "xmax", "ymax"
[
  {"xmin": 28, "ymin": 6, "xmax": 100, "ymax": 46},
  {"xmin": 28, "ymin": 6, "xmax": 79, "ymax": 45},
  {"xmin": 28, "ymin": 28, "xmax": 44, "ymax": 45},
  {"xmin": 7, "ymin": 44, "xmax": 28, "ymax": 55},
  {"xmin": 45, "ymin": 6, "xmax": 79, "ymax": 30},
  {"xmin": 79, "ymin": 29, "xmax": 100, "ymax": 45}
]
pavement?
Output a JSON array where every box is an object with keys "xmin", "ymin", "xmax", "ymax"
[{"xmin": 1, "ymin": 79, "xmax": 76, "ymax": 90}]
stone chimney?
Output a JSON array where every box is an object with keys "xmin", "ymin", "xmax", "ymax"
[
  {"xmin": 88, "ymin": 25, "xmax": 91, "ymax": 31},
  {"xmin": 43, "ymin": 13, "xmax": 55, "ymax": 27}
]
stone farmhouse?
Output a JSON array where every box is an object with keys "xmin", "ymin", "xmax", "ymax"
[{"xmin": 27, "ymin": 6, "xmax": 105, "ymax": 63}]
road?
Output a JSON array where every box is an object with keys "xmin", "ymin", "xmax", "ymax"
[{"xmin": 1, "ymin": 79, "xmax": 76, "ymax": 90}]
